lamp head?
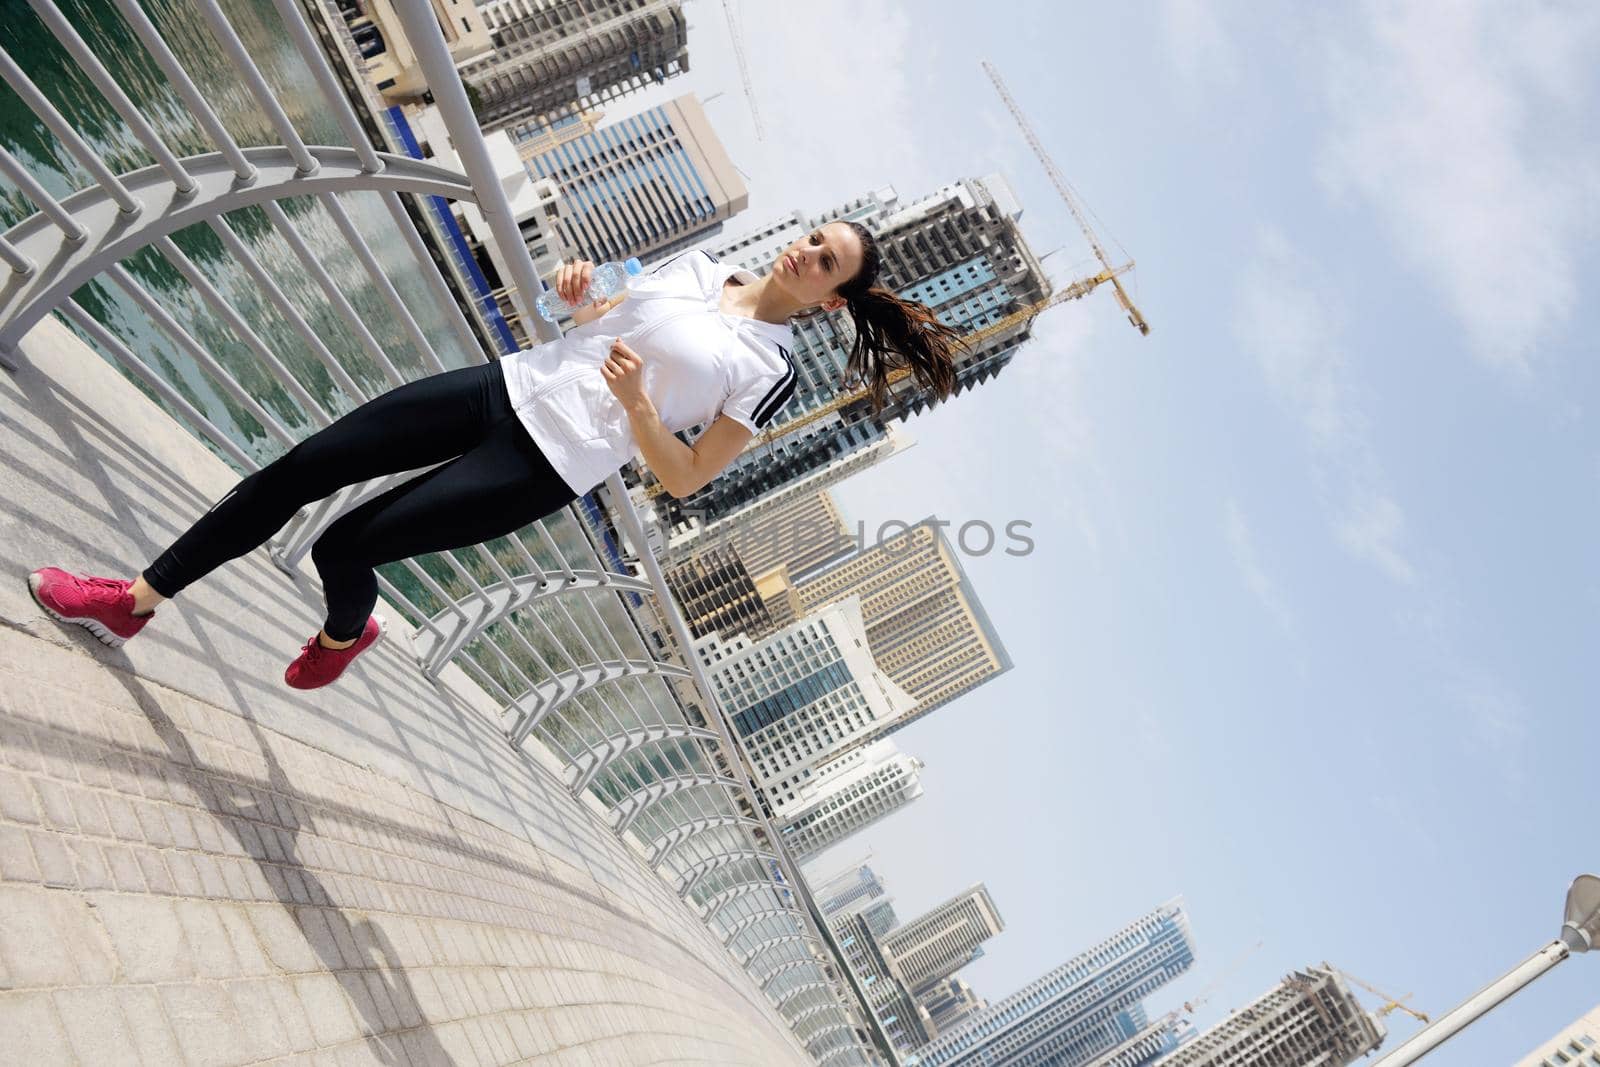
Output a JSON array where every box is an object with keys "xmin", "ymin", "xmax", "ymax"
[{"xmin": 1560, "ymin": 875, "xmax": 1600, "ymax": 953}]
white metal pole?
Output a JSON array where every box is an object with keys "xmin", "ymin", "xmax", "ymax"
[
  {"xmin": 386, "ymin": 0, "xmax": 557, "ymax": 345},
  {"xmin": 603, "ymin": 472, "xmax": 898, "ymax": 1066},
  {"xmin": 1370, "ymin": 940, "xmax": 1569, "ymax": 1067}
]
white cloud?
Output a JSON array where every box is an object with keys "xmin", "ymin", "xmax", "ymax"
[
  {"xmin": 1318, "ymin": 1, "xmax": 1600, "ymax": 372},
  {"xmin": 1334, "ymin": 489, "xmax": 1415, "ymax": 586},
  {"xmin": 1008, "ymin": 305, "xmax": 1116, "ymax": 559},
  {"xmin": 1235, "ymin": 232, "xmax": 1356, "ymax": 452},
  {"xmin": 1224, "ymin": 499, "xmax": 1296, "ymax": 633},
  {"xmin": 1160, "ymin": 0, "xmax": 1238, "ymax": 92},
  {"xmin": 1235, "ymin": 228, "xmax": 1417, "ymax": 585},
  {"xmin": 731, "ymin": 0, "xmax": 932, "ymax": 214}
]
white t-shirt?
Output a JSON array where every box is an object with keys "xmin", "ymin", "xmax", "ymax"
[{"xmin": 501, "ymin": 250, "xmax": 799, "ymax": 497}]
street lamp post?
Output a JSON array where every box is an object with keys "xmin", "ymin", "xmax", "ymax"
[{"xmin": 1370, "ymin": 875, "xmax": 1600, "ymax": 1067}]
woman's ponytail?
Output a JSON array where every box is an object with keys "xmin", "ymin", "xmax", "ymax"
[{"xmin": 835, "ymin": 222, "xmax": 967, "ymax": 413}]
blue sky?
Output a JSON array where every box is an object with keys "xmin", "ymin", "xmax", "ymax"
[{"xmin": 619, "ymin": 2, "xmax": 1600, "ymax": 1057}]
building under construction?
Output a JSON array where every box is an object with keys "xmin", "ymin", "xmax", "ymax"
[
  {"xmin": 1158, "ymin": 966, "xmax": 1386, "ymax": 1067},
  {"xmin": 461, "ymin": 0, "xmax": 689, "ymax": 134}
]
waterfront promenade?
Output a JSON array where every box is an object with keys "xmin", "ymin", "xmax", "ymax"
[{"xmin": 0, "ymin": 317, "xmax": 815, "ymax": 1065}]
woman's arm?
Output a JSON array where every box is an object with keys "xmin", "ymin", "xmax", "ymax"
[
  {"xmin": 569, "ymin": 291, "xmax": 624, "ymax": 328},
  {"xmin": 601, "ymin": 340, "xmax": 753, "ymax": 498}
]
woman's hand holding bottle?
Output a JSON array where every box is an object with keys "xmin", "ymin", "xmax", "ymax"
[
  {"xmin": 543, "ymin": 257, "xmax": 641, "ymax": 325},
  {"xmin": 554, "ymin": 259, "xmax": 597, "ymax": 307}
]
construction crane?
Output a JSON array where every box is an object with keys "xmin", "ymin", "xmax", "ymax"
[
  {"xmin": 721, "ymin": 0, "xmax": 764, "ymax": 140},
  {"xmin": 1326, "ymin": 964, "xmax": 1431, "ymax": 1026},
  {"xmin": 981, "ymin": 59, "xmax": 1150, "ymax": 337},
  {"xmin": 1184, "ymin": 940, "xmax": 1266, "ymax": 1016}
]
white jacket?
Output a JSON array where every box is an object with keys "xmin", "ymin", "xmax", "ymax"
[{"xmin": 501, "ymin": 250, "xmax": 798, "ymax": 497}]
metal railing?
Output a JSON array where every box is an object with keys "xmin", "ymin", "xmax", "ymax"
[{"xmin": 0, "ymin": 0, "xmax": 892, "ymax": 1062}]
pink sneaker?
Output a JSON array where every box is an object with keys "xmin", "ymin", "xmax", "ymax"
[
  {"xmin": 28, "ymin": 567, "xmax": 153, "ymax": 648},
  {"xmin": 285, "ymin": 615, "xmax": 385, "ymax": 690}
]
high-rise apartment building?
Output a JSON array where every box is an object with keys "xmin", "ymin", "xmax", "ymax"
[
  {"xmin": 880, "ymin": 885, "xmax": 1005, "ymax": 996},
  {"xmin": 1097, "ymin": 1013, "xmax": 1191, "ymax": 1067},
  {"xmin": 1516, "ymin": 1003, "xmax": 1600, "ymax": 1066},
  {"xmin": 915, "ymin": 900, "xmax": 1197, "ymax": 1067},
  {"xmin": 813, "ymin": 856, "xmax": 888, "ymax": 917},
  {"xmin": 696, "ymin": 597, "xmax": 916, "ymax": 808},
  {"xmin": 831, "ymin": 903, "xmax": 932, "ymax": 1052},
  {"xmin": 779, "ymin": 740, "xmax": 924, "ymax": 858},
  {"xmin": 919, "ymin": 977, "xmax": 991, "ymax": 1040},
  {"xmin": 335, "ymin": 0, "xmax": 493, "ymax": 103},
  {"xmin": 683, "ymin": 488, "xmax": 853, "ymax": 581},
  {"xmin": 523, "ymin": 95, "xmax": 745, "ymax": 265},
  {"xmin": 1157, "ymin": 966, "xmax": 1385, "ymax": 1067},
  {"xmin": 794, "ymin": 519, "xmax": 1013, "ymax": 733},
  {"xmin": 400, "ymin": 103, "xmax": 564, "ymax": 346},
  {"xmin": 663, "ymin": 543, "xmax": 780, "ymax": 643},
  {"xmin": 462, "ymin": 0, "xmax": 688, "ymax": 134}
]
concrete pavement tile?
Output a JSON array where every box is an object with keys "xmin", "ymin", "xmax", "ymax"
[
  {"xmin": 227, "ymin": 977, "xmax": 293, "ymax": 1061},
  {"xmin": 0, "ymin": 991, "xmax": 72, "ymax": 1062},
  {"xmin": 54, "ymin": 986, "xmax": 142, "ymax": 1067},
  {"xmin": 159, "ymin": 982, "xmax": 249, "ymax": 1067},
  {"xmin": 0, "ymin": 823, "xmax": 41, "ymax": 883},
  {"xmin": 176, "ymin": 900, "xmax": 242, "ymax": 979},
  {"xmin": 29, "ymin": 828, "xmax": 77, "ymax": 887},
  {"xmin": 93, "ymin": 891, "xmax": 196, "ymax": 983},
  {"xmin": 264, "ymin": 975, "xmax": 319, "ymax": 1053},
  {"xmin": 293, "ymin": 972, "xmax": 362, "ymax": 1047},
  {"xmin": 102, "ymin": 841, "xmax": 148, "ymax": 892},
  {"xmin": 249, "ymin": 905, "xmax": 322, "ymax": 975},
  {"xmin": 0, "ymin": 885, "xmax": 81, "ymax": 986},
  {"xmin": 0, "ymin": 772, "xmax": 41, "ymax": 824},
  {"xmin": 117, "ymin": 985, "xmax": 186, "ymax": 1065}
]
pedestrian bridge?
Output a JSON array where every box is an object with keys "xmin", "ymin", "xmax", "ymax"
[
  {"xmin": 0, "ymin": 317, "xmax": 818, "ymax": 1065},
  {"xmin": 0, "ymin": 0, "xmax": 889, "ymax": 1061}
]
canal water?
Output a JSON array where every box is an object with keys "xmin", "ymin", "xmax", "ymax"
[{"xmin": 0, "ymin": 0, "xmax": 480, "ymax": 466}]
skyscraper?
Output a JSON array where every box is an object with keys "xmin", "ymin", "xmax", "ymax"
[
  {"xmin": 696, "ymin": 597, "xmax": 916, "ymax": 809},
  {"xmin": 336, "ymin": 0, "xmax": 493, "ymax": 103},
  {"xmin": 1516, "ymin": 1002, "xmax": 1600, "ymax": 1066},
  {"xmin": 663, "ymin": 543, "xmax": 780, "ymax": 643},
  {"xmin": 915, "ymin": 900, "xmax": 1197, "ymax": 1067},
  {"xmin": 523, "ymin": 95, "xmax": 746, "ymax": 265},
  {"xmin": 920, "ymin": 977, "xmax": 992, "ymax": 1038},
  {"xmin": 778, "ymin": 740, "xmax": 925, "ymax": 858},
  {"xmin": 793, "ymin": 518, "xmax": 1013, "ymax": 733},
  {"xmin": 462, "ymin": 0, "xmax": 689, "ymax": 134},
  {"xmin": 880, "ymin": 885, "xmax": 1005, "ymax": 996},
  {"xmin": 813, "ymin": 856, "xmax": 889, "ymax": 917},
  {"xmin": 686, "ymin": 488, "xmax": 855, "ymax": 582},
  {"xmin": 831, "ymin": 900, "xmax": 932, "ymax": 1052},
  {"xmin": 1157, "ymin": 966, "xmax": 1385, "ymax": 1067}
]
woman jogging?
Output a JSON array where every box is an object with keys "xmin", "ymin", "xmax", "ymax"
[{"xmin": 28, "ymin": 221, "xmax": 964, "ymax": 689}]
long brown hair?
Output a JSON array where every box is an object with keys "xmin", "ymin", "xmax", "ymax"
[{"xmin": 832, "ymin": 221, "xmax": 966, "ymax": 413}]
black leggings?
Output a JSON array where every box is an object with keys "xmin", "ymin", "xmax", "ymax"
[{"xmin": 143, "ymin": 359, "xmax": 578, "ymax": 640}]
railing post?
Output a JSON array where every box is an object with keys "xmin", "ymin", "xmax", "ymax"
[{"xmin": 385, "ymin": 0, "xmax": 560, "ymax": 345}]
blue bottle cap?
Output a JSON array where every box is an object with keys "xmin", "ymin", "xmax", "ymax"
[{"xmin": 624, "ymin": 257, "xmax": 643, "ymax": 275}]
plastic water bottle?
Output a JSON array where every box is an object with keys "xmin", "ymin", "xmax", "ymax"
[{"xmin": 536, "ymin": 257, "xmax": 644, "ymax": 322}]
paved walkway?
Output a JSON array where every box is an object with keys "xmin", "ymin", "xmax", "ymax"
[{"xmin": 0, "ymin": 318, "xmax": 816, "ymax": 1066}]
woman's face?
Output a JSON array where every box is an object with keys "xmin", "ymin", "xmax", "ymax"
[{"xmin": 770, "ymin": 222, "xmax": 866, "ymax": 312}]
